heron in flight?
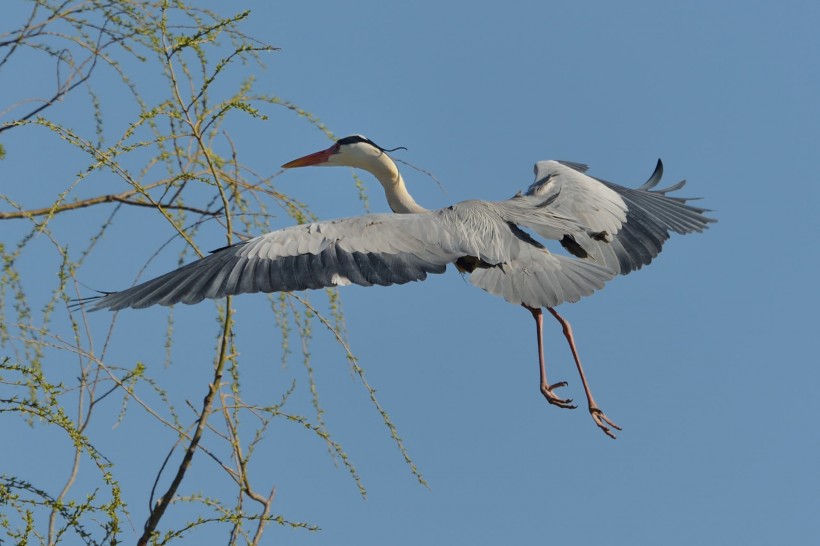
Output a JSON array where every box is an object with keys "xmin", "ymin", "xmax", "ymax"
[
  {"xmin": 88, "ymin": 135, "xmax": 714, "ymax": 438},
  {"xmin": 278, "ymin": 136, "xmax": 714, "ymax": 436}
]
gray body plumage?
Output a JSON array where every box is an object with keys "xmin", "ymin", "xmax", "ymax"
[{"xmin": 90, "ymin": 155, "xmax": 714, "ymax": 312}]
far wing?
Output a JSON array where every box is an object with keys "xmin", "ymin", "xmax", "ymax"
[
  {"xmin": 526, "ymin": 159, "xmax": 716, "ymax": 275},
  {"xmin": 526, "ymin": 160, "xmax": 628, "ymax": 237}
]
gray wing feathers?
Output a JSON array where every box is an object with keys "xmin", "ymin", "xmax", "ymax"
[
  {"xmin": 91, "ymin": 158, "xmax": 713, "ymax": 312},
  {"xmin": 91, "ymin": 200, "xmax": 620, "ymax": 312},
  {"xmin": 556, "ymin": 160, "xmax": 590, "ymax": 174},
  {"xmin": 637, "ymin": 159, "xmax": 664, "ymax": 190},
  {"xmin": 599, "ymin": 179, "xmax": 713, "ymax": 235},
  {"xmin": 470, "ymin": 246, "xmax": 615, "ymax": 308},
  {"xmin": 91, "ymin": 214, "xmax": 457, "ymax": 311},
  {"xmin": 528, "ymin": 159, "xmax": 715, "ymax": 276},
  {"xmin": 528, "ymin": 161, "xmax": 628, "ymax": 236},
  {"xmin": 588, "ymin": 163, "xmax": 715, "ymax": 274}
]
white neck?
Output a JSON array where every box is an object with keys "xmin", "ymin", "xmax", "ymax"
[{"xmin": 364, "ymin": 153, "xmax": 428, "ymax": 214}]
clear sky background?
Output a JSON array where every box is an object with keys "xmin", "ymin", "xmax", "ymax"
[{"xmin": 2, "ymin": 1, "xmax": 819, "ymax": 544}]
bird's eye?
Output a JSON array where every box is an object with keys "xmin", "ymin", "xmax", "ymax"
[{"xmin": 331, "ymin": 143, "xmax": 341, "ymax": 153}]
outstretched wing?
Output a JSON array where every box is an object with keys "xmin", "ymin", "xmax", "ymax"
[
  {"xmin": 524, "ymin": 159, "xmax": 716, "ymax": 275},
  {"xmin": 90, "ymin": 213, "xmax": 462, "ymax": 311},
  {"xmin": 90, "ymin": 200, "xmax": 618, "ymax": 312}
]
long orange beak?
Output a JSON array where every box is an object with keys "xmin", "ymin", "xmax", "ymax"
[{"xmin": 281, "ymin": 145, "xmax": 335, "ymax": 168}]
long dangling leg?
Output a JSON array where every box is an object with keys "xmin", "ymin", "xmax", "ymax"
[
  {"xmin": 547, "ymin": 307, "xmax": 621, "ymax": 439},
  {"xmin": 523, "ymin": 305, "xmax": 575, "ymax": 409}
]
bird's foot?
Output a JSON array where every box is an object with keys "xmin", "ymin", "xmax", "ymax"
[
  {"xmin": 540, "ymin": 382, "xmax": 577, "ymax": 409},
  {"xmin": 589, "ymin": 406, "xmax": 621, "ymax": 439}
]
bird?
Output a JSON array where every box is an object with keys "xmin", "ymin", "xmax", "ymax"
[
  {"xmin": 278, "ymin": 136, "xmax": 715, "ymax": 436},
  {"xmin": 86, "ymin": 134, "xmax": 715, "ymax": 438}
]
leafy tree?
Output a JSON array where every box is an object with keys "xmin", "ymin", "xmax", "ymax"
[{"xmin": 0, "ymin": 2, "xmax": 421, "ymax": 544}]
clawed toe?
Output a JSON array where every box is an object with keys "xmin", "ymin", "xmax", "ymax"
[
  {"xmin": 540, "ymin": 382, "xmax": 577, "ymax": 409},
  {"xmin": 590, "ymin": 406, "xmax": 621, "ymax": 439}
]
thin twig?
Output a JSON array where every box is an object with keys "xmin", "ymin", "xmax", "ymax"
[{"xmin": 0, "ymin": 191, "xmax": 221, "ymax": 220}]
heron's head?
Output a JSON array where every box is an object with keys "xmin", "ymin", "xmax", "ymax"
[{"xmin": 281, "ymin": 135, "xmax": 405, "ymax": 171}]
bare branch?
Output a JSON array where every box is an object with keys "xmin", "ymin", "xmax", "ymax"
[
  {"xmin": 137, "ymin": 304, "xmax": 235, "ymax": 546},
  {"xmin": 0, "ymin": 190, "xmax": 222, "ymax": 220}
]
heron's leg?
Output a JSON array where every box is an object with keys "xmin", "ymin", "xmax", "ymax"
[
  {"xmin": 547, "ymin": 307, "xmax": 621, "ymax": 439},
  {"xmin": 523, "ymin": 305, "xmax": 575, "ymax": 410}
]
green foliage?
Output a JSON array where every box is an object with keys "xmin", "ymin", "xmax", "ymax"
[
  {"xmin": 0, "ymin": 1, "xmax": 422, "ymax": 543},
  {"xmin": 1, "ymin": 358, "xmax": 123, "ymax": 545}
]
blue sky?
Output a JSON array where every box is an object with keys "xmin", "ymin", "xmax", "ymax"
[{"xmin": 2, "ymin": 1, "xmax": 819, "ymax": 544}]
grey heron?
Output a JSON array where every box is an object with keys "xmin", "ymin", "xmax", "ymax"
[{"xmin": 88, "ymin": 135, "xmax": 714, "ymax": 438}]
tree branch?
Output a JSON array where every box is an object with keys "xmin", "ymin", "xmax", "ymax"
[
  {"xmin": 0, "ymin": 191, "xmax": 222, "ymax": 220},
  {"xmin": 137, "ymin": 304, "xmax": 234, "ymax": 546}
]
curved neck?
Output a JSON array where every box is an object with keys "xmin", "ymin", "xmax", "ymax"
[{"xmin": 365, "ymin": 154, "xmax": 428, "ymax": 214}]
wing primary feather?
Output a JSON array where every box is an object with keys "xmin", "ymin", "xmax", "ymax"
[{"xmin": 637, "ymin": 159, "xmax": 664, "ymax": 190}]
